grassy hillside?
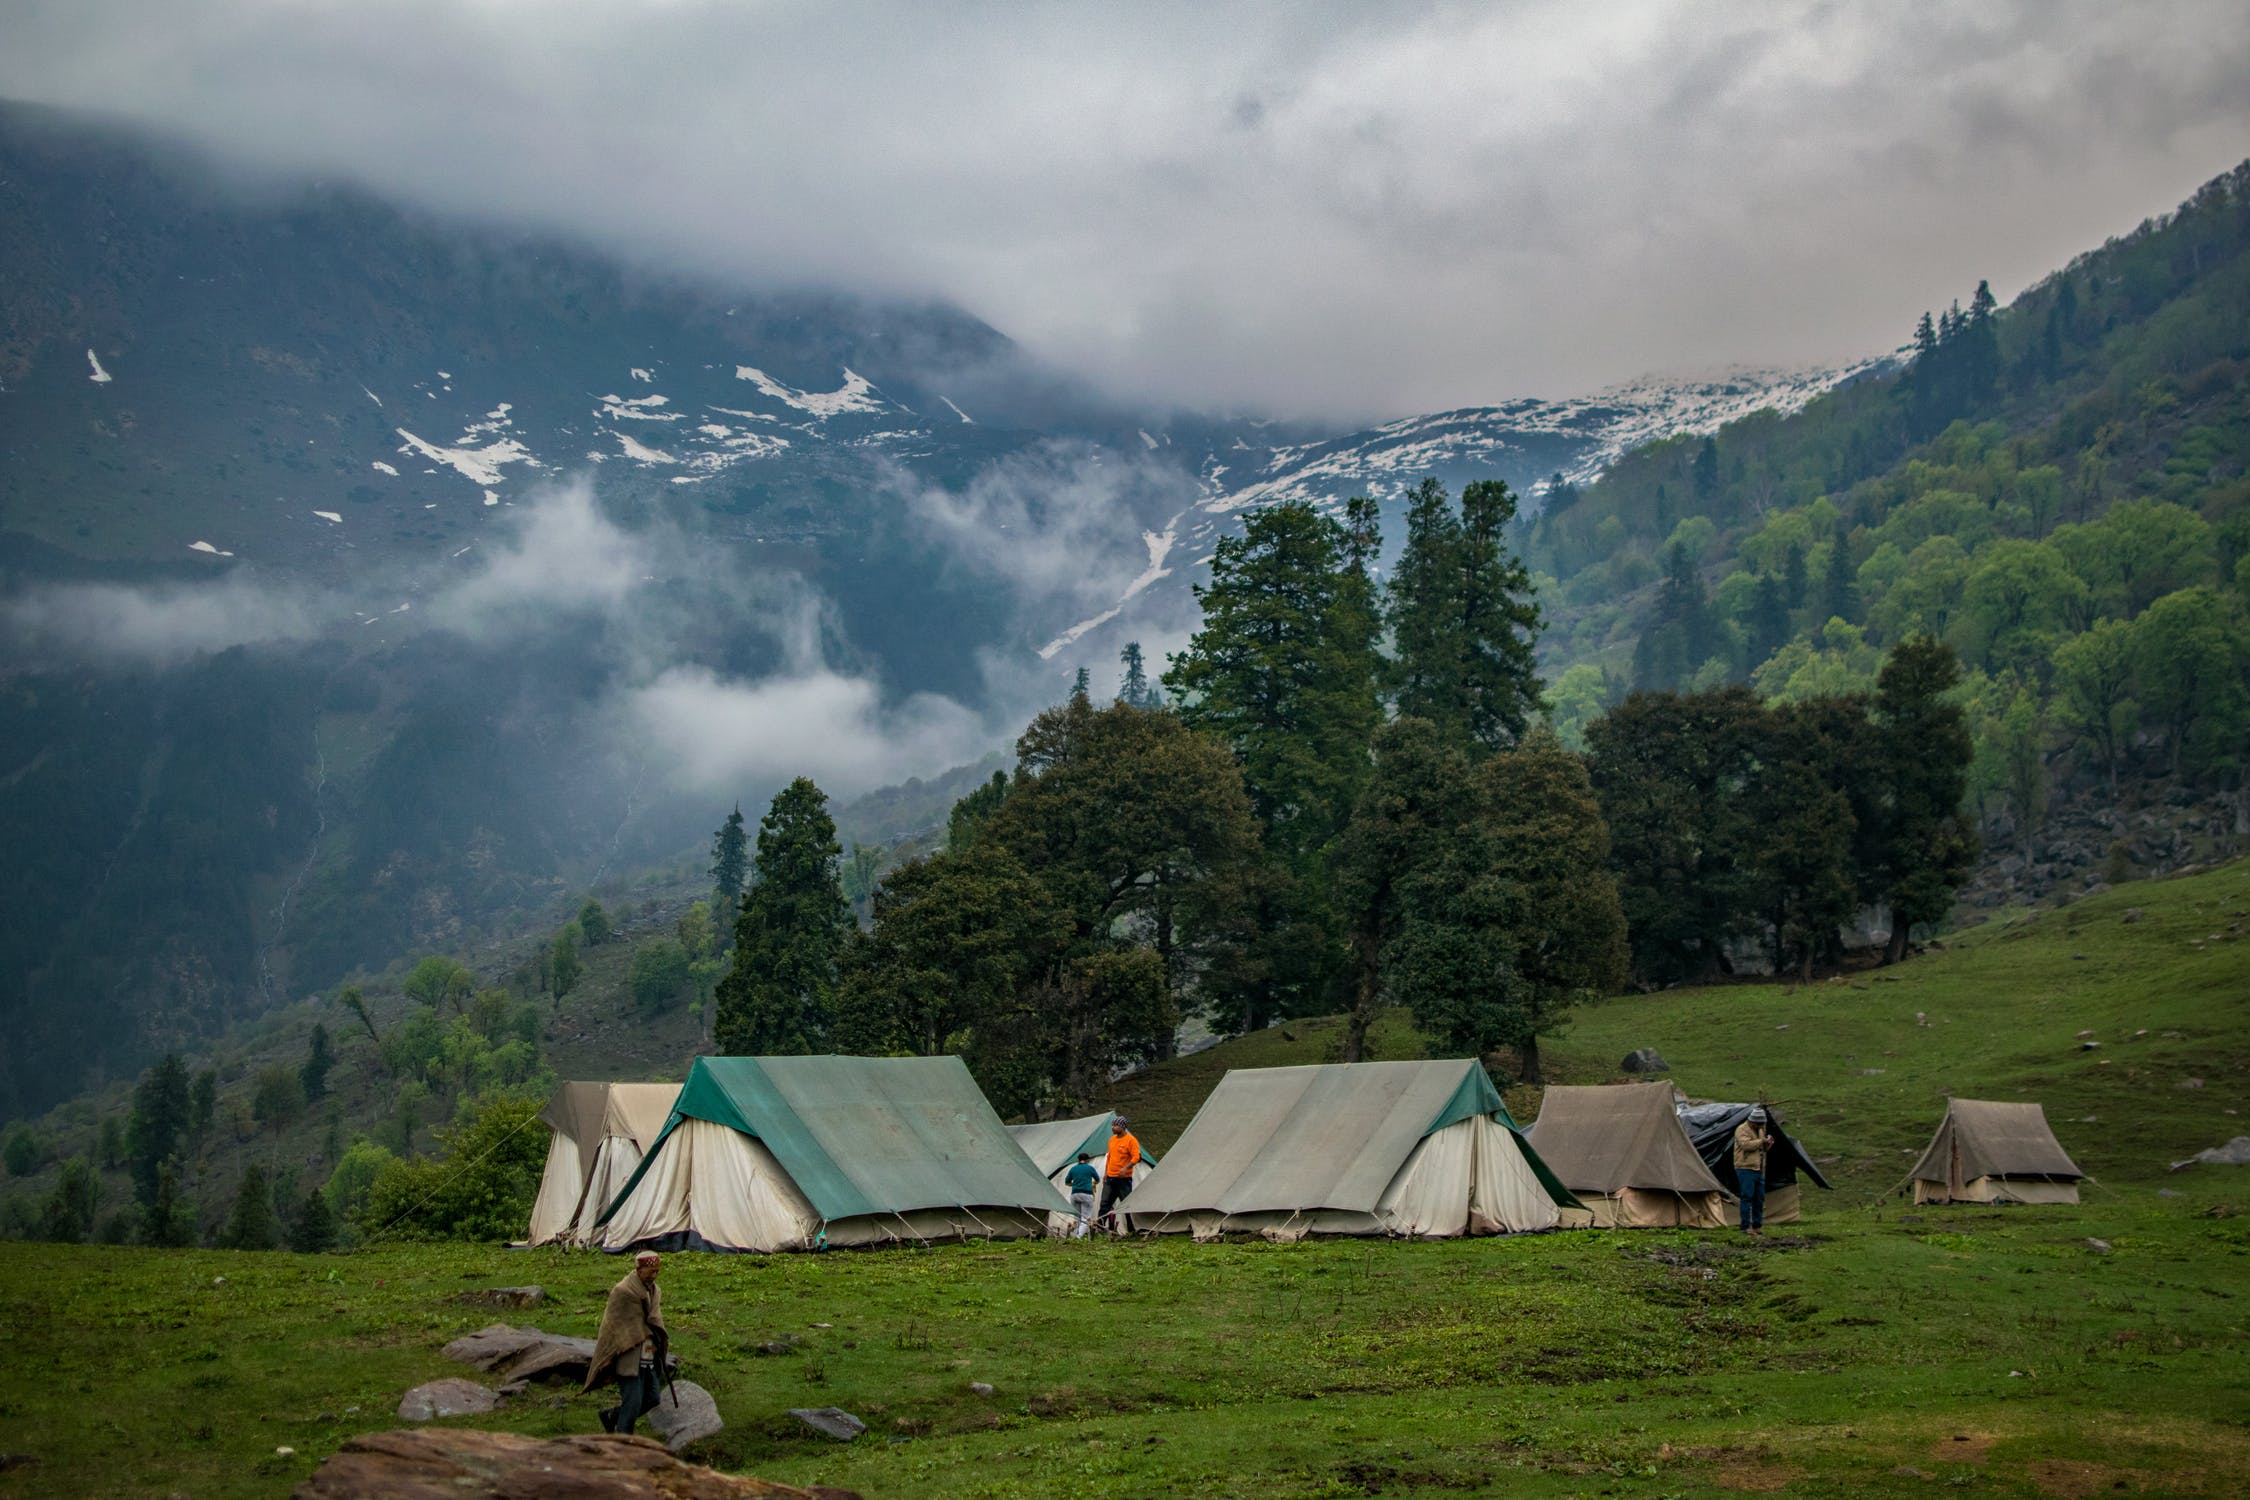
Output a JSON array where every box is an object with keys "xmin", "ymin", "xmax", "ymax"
[
  {"xmin": 1, "ymin": 862, "xmax": 2246, "ymax": 1498},
  {"xmin": 1111, "ymin": 858, "xmax": 2250, "ymax": 1185}
]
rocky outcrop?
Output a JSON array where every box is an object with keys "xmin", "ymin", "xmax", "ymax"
[
  {"xmin": 1955, "ymin": 779, "xmax": 2249, "ymax": 916},
  {"xmin": 644, "ymin": 1379, "xmax": 725, "ymax": 1454},
  {"xmin": 293, "ymin": 1430, "xmax": 855, "ymax": 1499},
  {"xmin": 441, "ymin": 1322, "xmax": 668, "ymax": 1386}
]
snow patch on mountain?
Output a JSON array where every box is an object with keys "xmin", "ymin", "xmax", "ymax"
[
  {"xmin": 733, "ymin": 365, "xmax": 889, "ymax": 419},
  {"xmin": 597, "ymin": 392, "xmax": 678, "ymax": 422},
  {"xmin": 370, "ymin": 461, "xmax": 398, "ymax": 476},
  {"xmin": 395, "ymin": 427, "xmax": 540, "ymax": 489},
  {"xmin": 85, "ymin": 348, "xmax": 112, "ymax": 383},
  {"xmin": 615, "ymin": 432, "xmax": 675, "ymax": 464}
]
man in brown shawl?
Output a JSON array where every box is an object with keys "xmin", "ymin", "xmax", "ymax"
[{"xmin": 585, "ymin": 1250, "xmax": 666, "ymax": 1434}]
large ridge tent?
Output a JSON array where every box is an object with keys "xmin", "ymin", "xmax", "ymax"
[
  {"xmin": 1675, "ymin": 1101, "xmax": 1833, "ymax": 1224},
  {"xmin": 525, "ymin": 1082, "xmax": 680, "ymax": 1247},
  {"xmin": 1909, "ymin": 1098, "xmax": 2086, "ymax": 1204},
  {"xmin": 1528, "ymin": 1083, "xmax": 1731, "ymax": 1228},
  {"xmin": 1009, "ymin": 1111, "xmax": 1158, "ymax": 1234},
  {"xmin": 594, "ymin": 1055, "xmax": 1071, "ymax": 1251},
  {"xmin": 1126, "ymin": 1059, "xmax": 1577, "ymax": 1241}
]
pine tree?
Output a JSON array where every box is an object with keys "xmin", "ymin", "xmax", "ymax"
[
  {"xmin": 299, "ymin": 1023, "xmax": 335, "ymax": 1102},
  {"xmin": 1456, "ymin": 479, "xmax": 1545, "ymax": 753},
  {"xmin": 1071, "ymin": 666, "xmax": 1091, "ymax": 701},
  {"xmin": 1342, "ymin": 495, "xmax": 1383, "ymax": 577},
  {"xmin": 98, "ymin": 1114, "xmax": 126, "ymax": 1170},
  {"xmin": 1870, "ymin": 636, "xmax": 1979, "ymax": 962},
  {"xmin": 1475, "ymin": 728, "xmax": 1628, "ymax": 1081},
  {"xmin": 143, "ymin": 1160, "xmax": 196, "ymax": 1248},
  {"xmin": 709, "ymin": 805, "xmax": 750, "ymax": 910},
  {"xmin": 1692, "ymin": 437, "xmax": 1720, "ymax": 504},
  {"xmin": 946, "ymin": 770, "xmax": 1010, "ymax": 849},
  {"xmin": 549, "ymin": 926, "xmax": 581, "ymax": 999},
  {"xmin": 1386, "ymin": 477, "xmax": 1468, "ymax": 741},
  {"xmin": 188, "ymin": 1068, "xmax": 217, "ymax": 1149},
  {"xmin": 288, "ymin": 1184, "xmax": 337, "ymax": 1253},
  {"xmin": 1748, "ymin": 573, "xmax": 1791, "ymax": 666},
  {"xmin": 1782, "ymin": 542, "xmax": 1809, "ymax": 610},
  {"xmin": 1165, "ymin": 500, "xmax": 1382, "ymax": 870},
  {"xmin": 128, "ymin": 1053, "xmax": 191, "ymax": 1208},
  {"xmin": 39, "ymin": 1157, "xmax": 101, "ymax": 1244},
  {"xmin": 1118, "ymin": 641, "xmax": 1151, "ymax": 708},
  {"xmin": 219, "ymin": 1164, "xmax": 278, "ymax": 1250},
  {"xmin": 1821, "ymin": 538, "xmax": 1860, "ymax": 624},
  {"xmin": 714, "ymin": 777, "xmax": 852, "ymax": 1055}
]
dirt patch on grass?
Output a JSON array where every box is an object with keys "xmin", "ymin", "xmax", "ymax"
[
  {"xmin": 1713, "ymin": 1458, "xmax": 1801, "ymax": 1491},
  {"xmin": 2025, "ymin": 1459, "xmax": 2154, "ymax": 1497},
  {"xmin": 1933, "ymin": 1431, "xmax": 1998, "ymax": 1464}
]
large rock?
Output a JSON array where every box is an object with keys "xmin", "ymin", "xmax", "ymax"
[
  {"xmin": 440, "ymin": 1324, "xmax": 548, "ymax": 1372},
  {"xmin": 293, "ymin": 1430, "xmax": 855, "ymax": 1499},
  {"xmin": 396, "ymin": 1379, "xmax": 501, "ymax": 1421},
  {"xmin": 789, "ymin": 1407, "xmax": 867, "ymax": 1441},
  {"xmin": 644, "ymin": 1379, "xmax": 725, "ymax": 1454},
  {"xmin": 2174, "ymin": 1135, "xmax": 2250, "ymax": 1169},
  {"xmin": 456, "ymin": 1286, "xmax": 545, "ymax": 1310},
  {"xmin": 1620, "ymin": 1048, "xmax": 1669, "ymax": 1074},
  {"xmin": 498, "ymin": 1333, "xmax": 602, "ymax": 1385}
]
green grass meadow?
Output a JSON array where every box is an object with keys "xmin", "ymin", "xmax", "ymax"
[{"xmin": 3, "ymin": 862, "xmax": 2247, "ymax": 1498}]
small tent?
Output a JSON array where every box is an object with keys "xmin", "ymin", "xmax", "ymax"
[
  {"xmin": 1009, "ymin": 1111, "xmax": 1158, "ymax": 1234},
  {"xmin": 1528, "ymin": 1083, "xmax": 1731, "ymax": 1228},
  {"xmin": 1008, "ymin": 1111, "xmax": 1158, "ymax": 1183},
  {"xmin": 525, "ymin": 1082, "xmax": 680, "ymax": 1247},
  {"xmin": 1126, "ymin": 1059, "xmax": 1576, "ymax": 1241},
  {"xmin": 594, "ymin": 1055, "xmax": 1070, "ymax": 1251},
  {"xmin": 1675, "ymin": 1101, "xmax": 1833, "ymax": 1224},
  {"xmin": 1909, "ymin": 1099, "xmax": 2085, "ymax": 1204}
]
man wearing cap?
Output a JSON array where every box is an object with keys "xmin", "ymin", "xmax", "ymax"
[
  {"xmin": 585, "ymin": 1250, "xmax": 667, "ymax": 1434},
  {"xmin": 1099, "ymin": 1116, "xmax": 1142, "ymax": 1234},
  {"xmin": 1733, "ymin": 1107, "xmax": 1776, "ymax": 1236}
]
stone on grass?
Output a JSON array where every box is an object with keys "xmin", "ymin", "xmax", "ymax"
[
  {"xmin": 456, "ymin": 1286, "xmax": 545, "ymax": 1310},
  {"xmin": 789, "ymin": 1407, "xmax": 867, "ymax": 1441},
  {"xmin": 498, "ymin": 1333, "xmax": 602, "ymax": 1385},
  {"xmin": 2175, "ymin": 1136, "xmax": 2250, "ymax": 1169},
  {"xmin": 2084, "ymin": 1238, "xmax": 2112, "ymax": 1255},
  {"xmin": 644, "ymin": 1379, "xmax": 725, "ymax": 1454},
  {"xmin": 440, "ymin": 1325, "xmax": 548, "ymax": 1372},
  {"xmin": 2122, "ymin": 908, "xmax": 2143, "ymax": 923},
  {"xmin": 292, "ymin": 1428, "xmax": 854, "ymax": 1499},
  {"xmin": 970, "ymin": 1382, "xmax": 994, "ymax": 1396},
  {"xmin": 2179, "ymin": 1078, "xmax": 2205, "ymax": 1090},
  {"xmin": 397, "ymin": 1379, "xmax": 500, "ymax": 1421},
  {"xmin": 1620, "ymin": 1048, "xmax": 1669, "ymax": 1074}
]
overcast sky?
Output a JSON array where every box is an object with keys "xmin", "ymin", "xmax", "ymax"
[{"xmin": 7, "ymin": 1, "xmax": 2248, "ymax": 420}]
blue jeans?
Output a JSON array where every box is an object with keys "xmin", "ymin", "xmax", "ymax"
[{"xmin": 1736, "ymin": 1168, "xmax": 1766, "ymax": 1229}]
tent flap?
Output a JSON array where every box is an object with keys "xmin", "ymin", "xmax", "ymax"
[{"xmin": 1528, "ymin": 1083, "xmax": 1730, "ymax": 1197}]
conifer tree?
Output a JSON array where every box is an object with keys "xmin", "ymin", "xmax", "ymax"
[
  {"xmin": 128, "ymin": 1053, "xmax": 190, "ymax": 1208},
  {"xmin": 1821, "ymin": 538, "xmax": 1860, "ymax": 624},
  {"xmin": 188, "ymin": 1068, "xmax": 217, "ymax": 1149},
  {"xmin": 1117, "ymin": 641, "xmax": 1151, "ymax": 708},
  {"xmin": 1385, "ymin": 478, "xmax": 1468, "ymax": 740},
  {"xmin": 1870, "ymin": 636, "xmax": 1979, "ymax": 962},
  {"xmin": 1071, "ymin": 666, "xmax": 1090, "ymax": 701},
  {"xmin": 714, "ymin": 777, "xmax": 852, "ymax": 1055},
  {"xmin": 143, "ymin": 1160, "xmax": 196, "ymax": 1247},
  {"xmin": 1456, "ymin": 479, "xmax": 1544, "ymax": 752},
  {"xmin": 288, "ymin": 1184, "xmax": 337, "ymax": 1253},
  {"xmin": 299, "ymin": 1023, "xmax": 335, "ymax": 1102},
  {"xmin": 218, "ymin": 1164, "xmax": 278, "ymax": 1250},
  {"xmin": 709, "ymin": 804, "xmax": 749, "ymax": 910},
  {"xmin": 39, "ymin": 1157, "xmax": 100, "ymax": 1244}
]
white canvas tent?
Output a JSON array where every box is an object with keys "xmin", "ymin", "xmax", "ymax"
[
  {"xmin": 1910, "ymin": 1098, "xmax": 2085, "ymax": 1204},
  {"xmin": 1008, "ymin": 1111, "xmax": 1157, "ymax": 1234},
  {"xmin": 1528, "ymin": 1083, "xmax": 1731, "ymax": 1228},
  {"xmin": 593, "ymin": 1055, "xmax": 1070, "ymax": 1252},
  {"xmin": 1126, "ymin": 1060, "xmax": 1576, "ymax": 1241},
  {"xmin": 525, "ymin": 1081, "xmax": 680, "ymax": 1247}
]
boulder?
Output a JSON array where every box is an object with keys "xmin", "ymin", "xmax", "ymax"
[
  {"xmin": 497, "ymin": 1333, "xmax": 602, "ymax": 1385},
  {"xmin": 969, "ymin": 1382, "xmax": 994, "ymax": 1397},
  {"xmin": 788, "ymin": 1407, "xmax": 867, "ymax": 1441},
  {"xmin": 396, "ymin": 1379, "xmax": 501, "ymax": 1421},
  {"xmin": 292, "ymin": 1429, "xmax": 855, "ymax": 1499},
  {"xmin": 2174, "ymin": 1136, "xmax": 2250, "ymax": 1169},
  {"xmin": 644, "ymin": 1379, "xmax": 725, "ymax": 1454},
  {"xmin": 440, "ymin": 1324, "xmax": 548, "ymax": 1372},
  {"xmin": 1620, "ymin": 1048, "xmax": 1669, "ymax": 1075},
  {"xmin": 456, "ymin": 1286, "xmax": 545, "ymax": 1310}
]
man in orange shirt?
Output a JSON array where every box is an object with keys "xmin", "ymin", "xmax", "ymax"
[{"xmin": 1099, "ymin": 1116, "xmax": 1142, "ymax": 1234}]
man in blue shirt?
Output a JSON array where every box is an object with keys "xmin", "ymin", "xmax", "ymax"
[{"xmin": 1062, "ymin": 1152, "xmax": 1100, "ymax": 1239}]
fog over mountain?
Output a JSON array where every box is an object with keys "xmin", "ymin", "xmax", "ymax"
[{"xmin": 5, "ymin": 0, "xmax": 2246, "ymax": 418}]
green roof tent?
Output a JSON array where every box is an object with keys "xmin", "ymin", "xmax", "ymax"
[
  {"xmin": 1126, "ymin": 1060, "xmax": 1578, "ymax": 1240},
  {"xmin": 594, "ymin": 1055, "xmax": 1070, "ymax": 1251},
  {"xmin": 1008, "ymin": 1112, "xmax": 1158, "ymax": 1182}
]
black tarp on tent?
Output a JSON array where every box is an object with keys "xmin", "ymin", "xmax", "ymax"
[{"xmin": 1676, "ymin": 1102, "xmax": 1832, "ymax": 1212}]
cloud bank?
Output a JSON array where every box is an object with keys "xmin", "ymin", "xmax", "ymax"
[{"xmin": 5, "ymin": 1, "xmax": 2246, "ymax": 418}]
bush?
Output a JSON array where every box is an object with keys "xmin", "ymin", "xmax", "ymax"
[
  {"xmin": 251, "ymin": 1065, "xmax": 305, "ymax": 1130},
  {"xmin": 578, "ymin": 899, "xmax": 613, "ymax": 946},
  {"xmin": 630, "ymin": 938, "xmax": 692, "ymax": 1015},
  {"xmin": 217, "ymin": 1164, "xmax": 279, "ymax": 1250},
  {"xmin": 363, "ymin": 1090, "xmax": 547, "ymax": 1241},
  {"xmin": 3, "ymin": 1126, "xmax": 45, "ymax": 1177},
  {"xmin": 325, "ymin": 1138, "xmax": 398, "ymax": 1224}
]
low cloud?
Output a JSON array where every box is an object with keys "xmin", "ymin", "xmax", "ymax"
[
  {"xmin": 430, "ymin": 476, "xmax": 655, "ymax": 633},
  {"xmin": 2, "ymin": 570, "xmax": 317, "ymax": 664},
  {"xmin": 628, "ymin": 663, "xmax": 991, "ymax": 801}
]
